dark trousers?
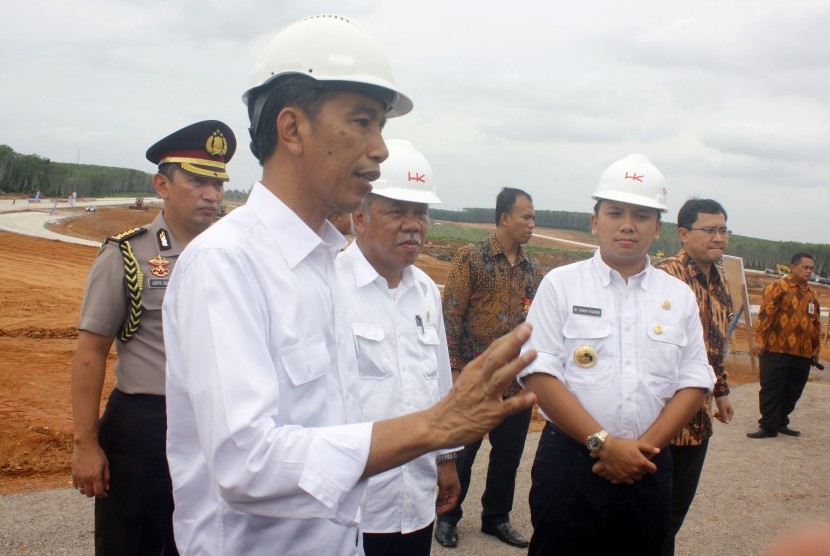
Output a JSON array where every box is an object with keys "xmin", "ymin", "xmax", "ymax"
[
  {"xmin": 528, "ymin": 423, "xmax": 672, "ymax": 556},
  {"xmin": 758, "ymin": 352, "xmax": 811, "ymax": 431},
  {"xmin": 438, "ymin": 407, "xmax": 532, "ymax": 528},
  {"xmin": 659, "ymin": 439, "xmax": 709, "ymax": 556},
  {"xmin": 363, "ymin": 523, "xmax": 434, "ymax": 556},
  {"xmin": 95, "ymin": 389, "xmax": 178, "ymax": 556}
]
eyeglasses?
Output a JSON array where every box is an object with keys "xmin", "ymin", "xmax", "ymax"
[{"xmin": 687, "ymin": 227, "xmax": 732, "ymax": 237}]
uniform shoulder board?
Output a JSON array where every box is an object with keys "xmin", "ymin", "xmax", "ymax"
[{"xmin": 106, "ymin": 227, "xmax": 147, "ymax": 245}]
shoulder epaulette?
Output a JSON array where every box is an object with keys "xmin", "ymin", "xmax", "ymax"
[{"xmin": 106, "ymin": 227, "xmax": 147, "ymax": 245}]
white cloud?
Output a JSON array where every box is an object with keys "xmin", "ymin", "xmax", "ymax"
[{"xmin": 1, "ymin": 0, "xmax": 829, "ymax": 243}]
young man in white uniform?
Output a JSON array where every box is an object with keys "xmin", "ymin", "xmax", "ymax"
[{"xmin": 518, "ymin": 154, "xmax": 715, "ymax": 555}]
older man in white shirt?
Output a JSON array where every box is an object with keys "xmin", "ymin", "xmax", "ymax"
[{"xmin": 337, "ymin": 139, "xmax": 460, "ymax": 556}]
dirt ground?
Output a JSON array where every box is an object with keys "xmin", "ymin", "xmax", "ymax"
[{"xmin": 1, "ymin": 206, "xmax": 827, "ymax": 495}]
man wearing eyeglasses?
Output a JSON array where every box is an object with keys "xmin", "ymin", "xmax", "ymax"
[{"xmin": 653, "ymin": 198, "xmax": 734, "ymax": 556}]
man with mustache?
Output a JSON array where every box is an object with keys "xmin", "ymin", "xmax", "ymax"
[
  {"xmin": 337, "ymin": 139, "xmax": 460, "ymax": 556},
  {"xmin": 71, "ymin": 120, "xmax": 235, "ymax": 555},
  {"xmin": 437, "ymin": 187, "xmax": 542, "ymax": 549}
]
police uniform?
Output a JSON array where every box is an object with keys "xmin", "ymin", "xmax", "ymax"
[{"xmin": 76, "ymin": 120, "xmax": 234, "ymax": 555}]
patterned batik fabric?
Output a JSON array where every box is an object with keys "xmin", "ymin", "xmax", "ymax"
[
  {"xmin": 655, "ymin": 249, "xmax": 732, "ymax": 446},
  {"xmin": 754, "ymin": 274, "xmax": 821, "ymax": 359},
  {"xmin": 442, "ymin": 236, "xmax": 544, "ymax": 397}
]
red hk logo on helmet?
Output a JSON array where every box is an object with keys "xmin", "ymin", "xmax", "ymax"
[
  {"xmin": 408, "ymin": 172, "xmax": 426, "ymax": 183},
  {"xmin": 624, "ymin": 172, "xmax": 644, "ymax": 182}
]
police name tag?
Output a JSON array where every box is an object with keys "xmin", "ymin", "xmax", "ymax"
[
  {"xmin": 149, "ymin": 278, "xmax": 168, "ymax": 288},
  {"xmin": 573, "ymin": 305, "xmax": 601, "ymax": 317}
]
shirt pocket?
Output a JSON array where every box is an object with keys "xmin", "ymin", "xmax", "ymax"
[
  {"xmin": 416, "ymin": 326, "xmax": 440, "ymax": 381},
  {"xmin": 562, "ymin": 318, "xmax": 614, "ymax": 390},
  {"xmin": 280, "ymin": 335, "xmax": 330, "ymax": 386},
  {"xmin": 352, "ymin": 324, "xmax": 391, "ymax": 380},
  {"xmin": 644, "ymin": 321, "xmax": 685, "ymax": 400},
  {"xmin": 140, "ymin": 283, "xmax": 164, "ymax": 312}
]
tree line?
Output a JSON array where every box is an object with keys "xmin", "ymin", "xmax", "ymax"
[
  {"xmin": 429, "ymin": 207, "xmax": 830, "ymax": 277},
  {"xmin": 0, "ymin": 145, "xmax": 152, "ymax": 198}
]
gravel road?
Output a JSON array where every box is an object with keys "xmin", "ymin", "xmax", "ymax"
[{"xmin": 2, "ymin": 379, "xmax": 829, "ymax": 555}]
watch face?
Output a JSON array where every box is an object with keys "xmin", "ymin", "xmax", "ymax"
[{"xmin": 587, "ymin": 437, "xmax": 601, "ymax": 452}]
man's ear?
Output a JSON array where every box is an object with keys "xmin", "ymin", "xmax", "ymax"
[
  {"xmin": 352, "ymin": 207, "xmax": 368, "ymax": 235},
  {"xmin": 276, "ymin": 107, "xmax": 306, "ymax": 156},
  {"xmin": 590, "ymin": 213, "xmax": 598, "ymax": 236},
  {"xmin": 152, "ymin": 172, "xmax": 170, "ymax": 199},
  {"xmin": 654, "ymin": 220, "xmax": 662, "ymax": 240}
]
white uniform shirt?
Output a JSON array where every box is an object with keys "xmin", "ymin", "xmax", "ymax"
[
  {"xmin": 518, "ymin": 250, "xmax": 715, "ymax": 439},
  {"xmin": 336, "ymin": 241, "xmax": 453, "ymax": 534},
  {"xmin": 164, "ymin": 183, "xmax": 373, "ymax": 556}
]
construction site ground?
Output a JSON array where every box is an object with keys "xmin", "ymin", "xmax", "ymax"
[{"xmin": 1, "ymin": 204, "xmax": 829, "ymax": 496}]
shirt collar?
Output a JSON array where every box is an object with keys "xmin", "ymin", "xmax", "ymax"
[
  {"xmin": 248, "ymin": 182, "xmax": 346, "ymax": 270},
  {"xmin": 151, "ymin": 211, "xmax": 184, "ymax": 256},
  {"xmin": 592, "ymin": 248, "xmax": 652, "ymax": 290},
  {"xmin": 341, "ymin": 239, "xmax": 414, "ymax": 289},
  {"xmin": 489, "ymin": 235, "xmax": 527, "ymax": 264},
  {"xmin": 677, "ymin": 248, "xmax": 721, "ymax": 285}
]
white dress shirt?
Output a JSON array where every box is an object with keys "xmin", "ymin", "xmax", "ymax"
[
  {"xmin": 336, "ymin": 241, "xmax": 453, "ymax": 534},
  {"xmin": 518, "ymin": 250, "xmax": 715, "ymax": 439},
  {"xmin": 164, "ymin": 183, "xmax": 373, "ymax": 556}
]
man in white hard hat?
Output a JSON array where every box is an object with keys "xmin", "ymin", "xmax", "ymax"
[
  {"xmin": 163, "ymin": 14, "xmax": 535, "ymax": 556},
  {"xmin": 337, "ymin": 139, "xmax": 460, "ymax": 556},
  {"xmin": 517, "ymin": 154, "xmax": 715, "ymax": 555}
]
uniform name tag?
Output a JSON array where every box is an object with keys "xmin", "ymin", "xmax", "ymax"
[
  {"xmin": 573, "ymin": 305, "xmax": 601, "ymax": 317},
  {"xmin": 149, "ymin": 278, "xmax": 169, "ymax": 288},
  {"xmin": 808, "ymin": 301, "xmax": 816, "ymax": 315}
]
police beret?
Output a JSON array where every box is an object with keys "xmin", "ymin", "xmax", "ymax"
[{"xmin": 146, "ymin": 120, "xmax": 236, "ymax": 182}]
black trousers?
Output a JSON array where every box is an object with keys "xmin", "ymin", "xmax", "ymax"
[
  {"xmin": 362, "ymin": 523, "xmax": 433, "ymax": 556},
  {"xmin": 528, "ymin": 423, "xmax": 672, "ymax": 556},
  {"xmin": 659, "ymin": 439, "xmax": 709, "ymax": 556},
  {"xmin": 95, "ymin": 389, "xmax": 178, "ymax": 556},
  {"xmin": 438, "ymin": 407, "xmax": 532, "ymax": 528},
  {"xmin": 758, "ymin": 352, "xmax": 811, "ymax": 431}
]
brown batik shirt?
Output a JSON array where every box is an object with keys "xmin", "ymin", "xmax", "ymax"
[
  {"xmin": 655, "ymin": 249, "xmax": 731, "ymax": 446},
  {"xmin": 442, "ymin": 236, "xmax": 544, "ymax": 397},
  {"xmin": 754, "ymin": 273, "xmax": 821, "ymax": 359}
]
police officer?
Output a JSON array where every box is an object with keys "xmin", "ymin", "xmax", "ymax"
[{"xmin": 70, "ymin": 120, "xmax": 235, "ymax": 555}]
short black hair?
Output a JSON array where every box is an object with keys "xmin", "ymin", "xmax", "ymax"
[
  {"xmin": 593, "ymin": 199, "xmax": 662, "ymax": 221},
  {"xmin": 247, "ymin": 77, "xmax": 333, "ymax": 165},
  {"xmin": 495, "ymin": 188, "xmax": 532, "ymax": 225},
  {"xmin": 791, "ymin": 252, "xmax": 814, "ymax": 265},
  {"xmin": 677, "ymin": 198, "xmax": 727, "ymax": 229}
]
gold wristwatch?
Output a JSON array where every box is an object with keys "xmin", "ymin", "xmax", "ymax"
[{"xmin": 586, "ymin": 429, "xmax": 609, "ymax": 454}]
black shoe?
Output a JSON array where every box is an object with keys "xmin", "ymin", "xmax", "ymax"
[
  {"xmin": 481, "ymin": 522, "xmax": 529, "ymax": 548},
  {"xmin": 777, "ymin": 425, "xmax": 801, "ymax": 437},
  {"xmin": 435, "ymin": 521, "xmax": 458, "ymax": 548},
  {"xmin": 747, "ymin": 428, "xmax": 778, "ymax": 439}
]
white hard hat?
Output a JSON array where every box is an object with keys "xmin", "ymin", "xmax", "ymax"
[
  {"xmin": 372, "ymin": 139, "xmax": 441, "ymax": 204},
  {"xmin": 243, "ymin": 14, "xmax": 412, "ymax": 118},
  {"xmin": 592, "ymin": 153, "xmax": 668, "ymax": 212}
]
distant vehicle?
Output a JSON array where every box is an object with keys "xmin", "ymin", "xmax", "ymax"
[
  {"xmin": 818, "ymin": 277, "xmax": 830, "ymax": 285},
  {"xmin": 764, "ymin": 268, "xmax": 777, "ymax": 275},
  {"xmin": 85, "ymin": 206, "xmax": 97, "ymax": 213}
]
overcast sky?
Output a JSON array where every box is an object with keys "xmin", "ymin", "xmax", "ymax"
[{"xmin": 3, "ymin": 1, "xmax": 829, "ymax": 243}]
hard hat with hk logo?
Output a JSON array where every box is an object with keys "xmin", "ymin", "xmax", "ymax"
[
  {"xmin": 592, "ymin": 153, "xmax": 668, "ymax": 212},
  {"xmin": 372, "ymin": 139, "xmax": 442, "ymax": 204}
]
